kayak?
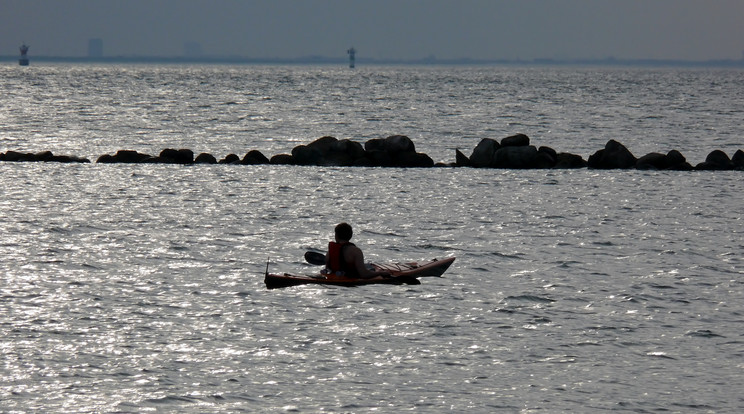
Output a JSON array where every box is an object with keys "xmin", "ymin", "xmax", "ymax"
[{"xmin": 264, "ymin": 257, "xmax": 455, "ymax": 289}]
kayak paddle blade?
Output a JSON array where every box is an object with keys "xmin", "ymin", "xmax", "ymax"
[{"xmin": 304, "ymin": 251, "xmax": 326, "ymax": 266}]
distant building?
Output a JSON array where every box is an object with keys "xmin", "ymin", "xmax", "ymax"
[
  {"xmin": 19, "ymin": 44, "xmax": 29, "ymax": 66},
  {"xmin": 347, "ymin": 47, "xmax": 356, "ymax": 68},
  {"xmin": 88, "ymin": 38, "xmax": 103, "ymax": 58}
]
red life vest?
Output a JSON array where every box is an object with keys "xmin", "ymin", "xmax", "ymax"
[{"xmin": 327, "ymin": 241, "xmax": 357, "ymax": 276}]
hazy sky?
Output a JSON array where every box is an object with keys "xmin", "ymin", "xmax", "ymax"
[{"xmin": 2, "ymin": 0, "xmax": 743, "ymax": 61}]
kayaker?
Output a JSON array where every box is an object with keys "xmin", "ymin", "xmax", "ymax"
[{"xmin": 324, "ymin": 222, "xmax": 392, "ymax": 278}]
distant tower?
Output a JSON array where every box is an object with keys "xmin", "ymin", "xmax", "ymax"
[
  {"xmin": 347, "ymin": 47, "xmax": 356, "ymax": 68},
  {"xmin": 19, "ymin": 44, "xmax": 29, "ymax": 66},
  {"xmin": 88, "ymin": 38, "xmax": 103, "ymax": 58}
]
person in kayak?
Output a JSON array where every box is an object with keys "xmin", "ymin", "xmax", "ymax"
[{"xmin": 324, "ymin": 222, "xmax": 391, "ymax": 279}]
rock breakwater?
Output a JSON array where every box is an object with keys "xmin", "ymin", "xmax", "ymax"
[{"xmin": 2, "ymin": 134, "xmax": 743, "ymax": 171}]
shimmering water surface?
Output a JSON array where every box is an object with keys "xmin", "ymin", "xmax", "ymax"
[{"xmin": 1, "ymin": 64, "xmax": 743, "ymax": 412}]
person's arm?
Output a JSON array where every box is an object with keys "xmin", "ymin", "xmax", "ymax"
[{"xmin": 350, "ymin": 246, "xmax": 391, "ymax": 279}]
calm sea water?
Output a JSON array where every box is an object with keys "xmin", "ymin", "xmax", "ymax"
[{"xmin": 1, "ymin": 64, "xmax": 743, "ymax": 412}]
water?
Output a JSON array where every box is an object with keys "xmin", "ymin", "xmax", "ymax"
[{"xmin": 1, "ymin": 64, "xmax": 743, "ymax": 412}]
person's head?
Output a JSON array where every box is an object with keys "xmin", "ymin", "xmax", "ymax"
[{"xmin": 334, "ymin": 222, "xmax": 353, "ymax": 242}]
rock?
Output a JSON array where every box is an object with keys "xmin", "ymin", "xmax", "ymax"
[
  {"xmin": 96, "ymin": 154, "xmax": 116, "ymax": 163},
  {"xmin": 194, "ymin": 153, "xmax": 217, "ymax": 164},
  {"xmin": 538, "ymin": 146, "xmax": 557, "ymax": 161},
  {"xmin": 534, "ymin": 152, "xmax": 556, "ymax": 169},
  {"xmin": 587, "ymin": 140, "xmax": 637, "ymax": 169},
  {"xmin": 159, "ymin": 148, "xmax": 194, "ymax": 164},
  {"xmin": 316, "ymin": 139, "xmax": 366, "ymax": 166},
  {"xmin": 219, "ymin": 154, "xmax": 240, "ymax": 164},
  {"xmin": 112, "ymin": 150, "xmax": 151, "ymax": 163},
  {"xmin": 665, "ymin": 150, "xmax": 689, "ymax": 169},
  {"xmin": 455, "ymin": 149, "xmax": 470, "ymax": 167},
  {"xmin": 469, "ymin": 138, "xmax": 500, "ymax": 168},
  {"xmin": 270, "ymin": 154, "xmax": 295, "ymax": 165},
  {"xmin": 501, "ymin": 133, "xmax": 530, "ymax": 147},
  {"xmin": 384, "ymin": 135, "xmax": 416, "ymax": 153},
  {"xmin": 364, "ymin": 138, "xmax": 386, "ymax": 152},
  {"xmin": 635, "ymin": 152, "xmax": 667, "ymax": 170},
  {"xmin": 322, "ymin": 152, "xmax": 355, "ymax": 167},
  {"xmin": 241, "ymin": 150, "xmax": 270, "ymax": 165},
  {"xmin": 34, "ymin": 151, "xmax": 54, "ymax": 161},
  {"xmin": 291, "ymin": 145, "xmax": 323, "ymax": 165},
  {"xmin": 695, "ymin": 150, "xmax": 732, "ymax": 170},
  {"xmin": 393, "ymin": 152, "xmax": 434, "ymax": 168},
  {"xmin": 664, "ymin": 150, "xmax": 692, "ymax": 170},
  {"xmin": 332, "ymin": 139, "xmax": 366, "ymax": 161},
  {"xmin": 365, "ymin": 135, "xmax": 416, "ymax": 154},
  {"xmin": 536, "ymin": 146, "xmax": 558, "ymax": 168},
  {"xmin": 732, "ymin": 149, "xmax": 744, "ymax": 170},
  {"xmin": 636, "ymin": 150, "xmax": 692, "ymax": 170},
  {"xmin": 50, "ymin": 154, "xmax": 90, "ymax": 163},
  {"xmin": 3, "ymin": 151, "xmax": 30, "ymax": 161},
  {"xmin": 361, "ymin": 135, "xmax": 424, "ymax": 167},
  {"xmin": 554, "ymin": 153, "xmax": 588, "ymax": 169},
  {"xmin": 307, "ymin": 136, "xmax": 338, "ymax": 154},
  {"xmin": 493, "ymin": 145, "xmax": 539, "ymax": 169},
  {"xmin": 365, "ymin": 150, "xmax": 394, "ymax": 167}
]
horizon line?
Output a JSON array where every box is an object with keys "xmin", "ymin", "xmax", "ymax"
[{"xmin": 3, "ymin": 54, "xmax": 744, "ymax": 67}]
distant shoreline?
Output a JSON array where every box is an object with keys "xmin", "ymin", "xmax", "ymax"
[{"xmin": 2, "ymin": 55, "xmax": 744, "ymax": 68}]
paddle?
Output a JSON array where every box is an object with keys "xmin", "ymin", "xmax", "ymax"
[
  {"xmin": 303, "ymin": 250, "xmax": 420, "ymax": 285},
  {"xmin": 304, "ymin": 251, "xmax": 326, "ymax": 266}
]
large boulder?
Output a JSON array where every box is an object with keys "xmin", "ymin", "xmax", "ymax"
[
  {"xmin": 290, "ymin": 137, "xmax": 368, "ymax": 166},
  {"xmin": 587, "ymin": 140, "xmax": 637, "ymax": 169},
  {"xmin": 96, "ymin": 154, "xmax": 116, "ymax": 163},
  {"xmin": 332, "ymin": 139, "xmax": 366, "ymax": 161},
  {"xmin": 364, "ymin": 150, "xmax": 394, "ymax": 167},
  {"xmin": 99, "ymin": 150, "xmax": 151, "ymax": 163},
  {"xmin": 636, "ymin": 150, "xmax": 692, "ymax": 170},
  {"xmin": 219, "ymin": 154, "xmax": 241, "ymax": 164},
  {"xmin": 194, "ymin": 152, "xmax": 217, "ymax": 164},
  {"xmin": 50, "ymin": 154, "xmax": 89, "ymax": 163},
  {"xmin": 554, "ymin": 153, "xmax": 588, "ymax": 169},
  {"xmin": 363, "ymin": 135, "xmax": 428, "ymax": 167},
  {"xmin": 732, "ymin": 149, "xmax": 744, "ymax": 170},
  {"xmin": 241, "ymin": 150, "xmax": 270, "ymax": 165},
  {"xmin": 469, "ymin": 138, "xmax": 500, "ymax": 168},
  {"xmin": 364, "ymin": 138, "xmax": 386, "ymax": 152},
  {"xmin": 695, "ymin": 150, "xmax": 733, "ymax": 170},
  {"xmin": 159, "ymin": 148, "xmax": 194, "ymax": 164},
  {"xmin": 384, "ymin": 135, "xmax": 416, "ymax": 153},
  {"xmin": 493, "ymin": 145, "xmax": 539, "ymax": 169},
  {"xmin": 536, "ymin": 146, "xmax": 558, "ymax": 168},
  {"xmin": 365, "ymin": 135, "xmax": 415, "ymax": 154},
  {"xmin": 307, "ymin": 136, "xmax": 339, "ymax": 155},
  {"xmin": 635, "ymin": 152, "xmax": 668, "ymax": 170},
  {"xmin": 393, "ymin": 152, "xmax": 434, "ymax": 168},
  {"xmin": 2, "ymin": 151, "xmax": 33, "ymax": 161},
  {"xmin": 665, "ymin": 150, "xmax": 692, "ymax": 170},
  {"xmin": 291, "ymin": 145, "xmax": 323, "ymax": 165},
  {"xmin": 270, "ymin": 154, "xmax": 295, "ymax": 165},
  {"xmin": 501, "ymin": 133, "xmax": 530, "ymax": 147},
  {"xmin": 33, "ymin": 151, "xmax": 54, "ymax": 161},
  {"xmin": 324, "ymin": 139, "xmax": 366, "ymax": 166}
]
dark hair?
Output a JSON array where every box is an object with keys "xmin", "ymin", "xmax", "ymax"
[{"xmin": 334, "ymin": 222, "xmax": 353, "ymax": 241}]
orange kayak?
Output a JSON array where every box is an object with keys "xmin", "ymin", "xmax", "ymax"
[{"xmin": 264, "ymin": 257, "xmax": 455, "ymax": 289}]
